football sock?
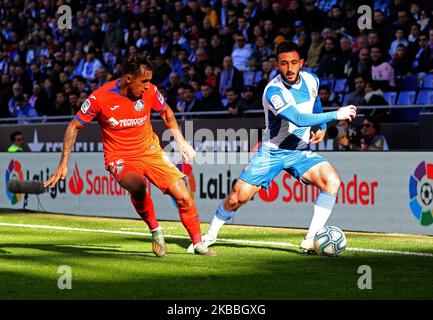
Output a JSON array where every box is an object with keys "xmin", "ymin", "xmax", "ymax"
[
  {"xmin": 178, "ymin": 205, "xmax": 202, "ymax": 245},
  {"xmin": 131, "ymin": 195, "xmax": 160, "ymax": 231},
  {"xmin": 207, "ymin": 202, "xmax": 237, "ymax": 239},
  {"xmin": 305, "ymin": 191, "xmax": 336, "ymax": 240}
]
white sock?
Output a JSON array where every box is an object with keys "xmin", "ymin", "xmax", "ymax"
[
  {"xmin": 206, "ymin": 214, "xmax": 226, "ymax": 239},
  {"xmin": 150, "ymin": 225, "xmax": 162, "ymax": 233},
  {"xmin": 305, "ymin": 204, "xmax": 332, "ymax": 240}
]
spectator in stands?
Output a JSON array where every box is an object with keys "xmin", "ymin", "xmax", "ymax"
[
  {"xmin": 81, "ymin": 48, "xmax": 103, "ymax": 81},
  {"xmin": 373, "ymin": 9, "xmax": 393, "ymax": 45},
  {"xmin": 225, "ymin": 87, "xmax": 241, "ymax": 117},
  {"xmin": 418, "ymin": 9, "xmax": 432, "ymax": 32},
  {"xmin": 316, "ymin": 37, "xmax": 340, "ymax": 78},
  {"xmin": 102, "ymin": 14, "xmax": 124, "ymax": 52},
  {"xmin": 393, "ymin": 9, "xmax": 414, "ymax": 35},
  {"xmin": 29, "ymin": 84, "xmax": 49, "ymax": 117},
  {"xmin": 354, "ymin": 47, "xmax": 372, "ymax": 80},
  {"xmin": 197, "ymin": 83, "xmax": 223, "ymax": 112},
  {"xmin": 370, "ymin": 46, "xmax": 396, "ymax": 90},
  {"xmin": 238, "ymin": 85, "xmax": 260, "ymax": 111},
  {"xmin": 68, "ymin": 93, "xmax": 80, "ymax": 114},
  {"xmin": 252, "ymin": 35, "xmax": 272, "ymax": 64},
  {"xmin": 216, "ymin": 56, "xmax": 244, "ymax": 98},
  {"xmin": 0, "ymin": 74, "xmax": 12, "ymax": 118},
  {"xmin": 304, "ymin": 30, "xmax": 324, "ymax": 71},
  {"xmin": 53, "ymin": 92, "xmax": 73, "ymax": 116},
  {"xmin": 337, "ymin": 36, "xmax": 355, "ymax": 79},
  {"xmin": 208, "ymin": 35, "xmax": 228, "ymax": 67},
  {"xmin": 334, "ymin": 119, "xmax": 361, "ymax": 151},
  {"xmin": 256, "ymin": 58, "xmax": 277, "ymax": 94},
  {"xmin": 391, "ymin": 44, "xmax": 412, "ymax": 76},
  {"xmin": 7, "ymin": 131, "xmax": 25, "ymax": 152},
  {"xmin": 166, "ymin": 72, "xmax": 182, "ymax": 109},
  {"xmin": 347, "ymin": 75, "xmax": 367, "ymax": 106},
  {"xmin": 177, "ymin": 85, "xmax": 201, "ymax": 118},
  {"xmin": 418, "ymin": 28, "xmax": 433, "ymax": 72},
  {"xmin": 152, "ymin": 55, "xmax": 172, "ymax": 86},
  {"xmin": 9, "ymin": 94, "xmax": 39, "ymax": 124},
  {"xmin": 231, "ymin": 34, "xmax": 253, "ymax": 72},
  {"xmin": 413, "ymin": 32, "xmax": 430, "ymax": 72},
  {"xmin": 362, "ymin": 80, "xmax": 390, "ymax": 120},
  {"xmin": 319, "ymin": 85, "xmax": 341, "ymax": 107},
  {"xmin": 360, "ymin": 117, "xmax": 389, "ymax": 151},
  {"xmin": 389, "ymin": 28, "xmax": 409, "ymax": 57}
]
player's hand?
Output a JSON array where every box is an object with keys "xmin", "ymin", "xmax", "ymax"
[
  {"xmin": 336, "ymin": 105, "xmax": 357, "ymax": 121},
  {"xmin": 179, "ymin": 140, "xmax": 196, "ymax": 162},
  {"xmin": 43, "ymin": 164, "xmax": 68, "ymax": 189},
  {"xmin": 310, "ymin": 129, "xmax": 326, "ymax": 144}
]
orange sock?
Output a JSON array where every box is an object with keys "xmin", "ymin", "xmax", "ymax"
[
  {"xmin": 178, "ymin": 205, "xmax": 202, "ymax": 245},
  {"xmin": 131, "ymin": 195, "xmax": 159, "ymax": 231}
]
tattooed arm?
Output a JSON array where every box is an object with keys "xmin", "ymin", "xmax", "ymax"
[
  {"xmin": 160, "ymin": 105, "xmax": 196, "ymax": 161},
  {"xmin": 44, "ymin": 118, "xmax": 84, "ymax": 188}
]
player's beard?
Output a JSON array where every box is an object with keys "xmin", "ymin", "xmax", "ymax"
[{"xmin": 283, "ymin": 72, "xmax": 300, "ymax": 85}]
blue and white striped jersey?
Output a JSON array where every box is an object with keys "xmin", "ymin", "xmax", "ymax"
[{"xmin": 262, "ymin": 71, "xmax": 322, "ymax": 150}]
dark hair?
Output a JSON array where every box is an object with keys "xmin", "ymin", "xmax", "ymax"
[
  {"xmin": 319, "ymin": 85, "xmax": 330, "ymax": 93},
  {"xmin": 122, "ymin": 53, "xmax": 154, "ymax": 75},
  {"xmin": 365, "ymin": 116, "xmax": 380, "ymax": 133},
  {"xmin": 10, "ymin": 131, "xmax": 23, "ymax": 143},
  {"xmin": 275, "ymin": 41, "xmax": 301, "ymax": 58}
]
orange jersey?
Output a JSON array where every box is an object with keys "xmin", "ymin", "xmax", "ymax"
[{"xmin": 75, "ymin": 79, "xmax": 166, "ymax": 164}]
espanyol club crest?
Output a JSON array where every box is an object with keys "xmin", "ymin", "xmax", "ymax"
[
  {"xmin": 134, "ymin": 100, "xmax": 145, "ymax": 112},
  {"xmin": 311, "ymin": 88, "xmax": 317, "ymax": 98}
]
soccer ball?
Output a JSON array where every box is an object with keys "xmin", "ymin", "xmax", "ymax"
[{"xmin": 313, "ymin": 226, "xmax": 346, "ymax": 257}]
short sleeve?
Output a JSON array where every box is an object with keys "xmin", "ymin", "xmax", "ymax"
[
  {"xmin": 264, "ymin": 86, "xmax": 291, "ymax": 114},
  {"xmin": 75, "ymin": 94, "xmax": 100, "ymax": 125},
  {"xmin": 152, "ymin": 87, "xmax": 167, "ymax": 112}
]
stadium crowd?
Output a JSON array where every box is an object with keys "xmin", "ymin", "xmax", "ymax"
[{"xmin": 0, "ymin": 0, "xmax": 433, "ymax": 125}]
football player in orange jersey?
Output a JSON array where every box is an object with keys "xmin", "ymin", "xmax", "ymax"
[{"xmin": 44, "ymin": 53, "xmax": 216, "ymax": 257}]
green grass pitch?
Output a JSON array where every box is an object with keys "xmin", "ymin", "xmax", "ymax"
[{"xmin": 1, "ymin": 209, "xmax": 433, "ymax": 299}]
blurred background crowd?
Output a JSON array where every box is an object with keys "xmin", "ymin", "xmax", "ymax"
[{"xmin": 1, "ymin": 0, "xmax": 433, "ymax": 124}]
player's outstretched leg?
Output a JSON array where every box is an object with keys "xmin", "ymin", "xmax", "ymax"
[
  {"xmin": 187, "ymin": 180, "xmax": 261, "ymax": 253},
  {"xmin": 300, "ymin": 162, "xmax": 340, "ymax": 255},
  {"xmin": 167, "ymin": 179, "xmax": 217, "ymax": 256},
  {"xmin": 121, "ymin": 172, "xmax": 167, "ymax": 257}
]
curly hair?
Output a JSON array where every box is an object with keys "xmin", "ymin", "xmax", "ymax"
[{"xmin": 122, "ymin": 53, "xmax": 154, "ymax": 76}]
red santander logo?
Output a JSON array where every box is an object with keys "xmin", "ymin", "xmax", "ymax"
[
  {"xmin": 69, "ymin": 162, "xmax": 84, "ymax": 195},
  {"xmin": 258, "ymin": 181, "xmax": 279, "ymax": 202}
]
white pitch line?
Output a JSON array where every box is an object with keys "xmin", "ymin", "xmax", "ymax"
[{"xmin": 0, "ymin": 222, "xmax": 432, "ymax": 257}]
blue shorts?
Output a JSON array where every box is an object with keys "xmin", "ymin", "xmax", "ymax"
[{"xmin": 239, "ymin": 145, "xmax": 327, "ymax": 189}]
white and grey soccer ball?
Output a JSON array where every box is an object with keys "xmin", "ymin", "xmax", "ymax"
[
  {"xmin": 314, "ymin": 226, "xmax": 347, "ymax": 257},
  {"xmin": 420, "ymin": 183, "xmax": 433, "ymax": 206}
]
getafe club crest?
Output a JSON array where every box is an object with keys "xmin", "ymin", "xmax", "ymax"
[{"xmin": 134, "ymin": 100, "xmax": 145, "ymax": 112}]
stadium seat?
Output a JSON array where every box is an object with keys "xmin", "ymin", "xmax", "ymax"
[
  {"xmin": 383, "ymin": 91, "xmax": 397, "ymax": 105},
  {"xmin": 320, "ymin": 78, "xmax": 335, "ymax": 90},
  {"xmin": 416, "ymin": 90, "xmax": 433, "ymax": 105},
  {"xmin": 397, "ymin": 75, "xmax": 420, "ymax": 90},
  {"xmin": 333, "ymin": 79, "xmax": 348, "ymax": 93},
  {"xmin": 396, "ymin": 91, "xmax": 416, "ymax": 105},
  {"xmin": 342, "ymin": 94, "xmax": 350, "ymax": 106},
  {"xmin": 421, "ymin": 74, "xmax": 433, "ymax": 89}
]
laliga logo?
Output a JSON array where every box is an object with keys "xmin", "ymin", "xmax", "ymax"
[
  {"xmin": 409, "ymin": 161, "xmax": 433, "ymax": 226},
  {"xmin": 5, "ymin": 159, "xmax": 24, "ymax": 205},
  {"xmin": 68, "ymin": 162, "xmax": 84, "ymax": 195}
]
